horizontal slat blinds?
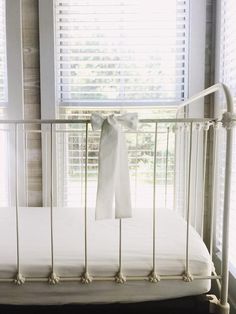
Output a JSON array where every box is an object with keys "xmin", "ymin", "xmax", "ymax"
[
  {"xmin": 0, "ymin": 0, "xmax": 7, "ymax": 105},
  {"xmin": 216, "ymin": 0, "xmax": 236, "ymax": 270},
  {"xmin": 55, "ymin": 0, "xmax": 189, "ymax": 104}
]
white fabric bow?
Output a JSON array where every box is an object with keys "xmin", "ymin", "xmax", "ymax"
[{"xmin": 91, "ymin": 113, "xmax": 138, "ymax": 220}]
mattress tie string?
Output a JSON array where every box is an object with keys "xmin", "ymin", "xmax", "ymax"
[{"xmin": 91, "ymin": 112, "xmax": 138, "ymax": 220}]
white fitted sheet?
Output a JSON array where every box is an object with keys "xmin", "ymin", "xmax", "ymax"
[{"xmin": 0, "ymin": 206, "xmax": 212, "ymax": 305}]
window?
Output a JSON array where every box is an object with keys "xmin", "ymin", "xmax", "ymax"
[
  {"xmin": 39, "ymin": 0, "xmax": 206, "ymax": 207},
  {"xmin": 55, "ymin": 0, "xmax": 189, "ymax": 106}
]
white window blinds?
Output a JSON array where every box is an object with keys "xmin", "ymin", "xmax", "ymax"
[
  {"xmin": 55, "ymin": 0, "xmax": 189, "ymax": 104},
  {"xmin": 0, "ymin": 0, "xmax": 7, "ymax": 106},
  {"xmin": 216, "ymin": 0, "xmax": 236, "ymax": 271}
]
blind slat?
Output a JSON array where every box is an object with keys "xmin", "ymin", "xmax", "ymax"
[{"xmin": 56, "ymin": 0, "xmax": 189, "ymax": 103}]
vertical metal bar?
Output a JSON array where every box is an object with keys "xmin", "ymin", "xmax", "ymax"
[
  {"xmin": 84, "ymin": 122, "xmax": 88, "ymax": 273},
  {"xmin": 81, "ymin": 128, "xmax": 84, "ymax": 208},
  {"xmin": 118, "ymin": 219, "xmax": 122, "ymax": 272},
  {"xmin": 193, "ymin": 125, "xmax": 200, "ymax": 229},
  {"xmin": 25, "ymin": 131, "xmax": 28, "ymax": 207},
  {"xmin": 173, "ymin": 124, "xmax": 178, "ymax": 211},
  {"xmin": 178, "ymin": 126, "xmax": 183, "ymax": 214},
  {"xmin": 184, "ymin": 124, "xmax": 189, "ymax": 219},
  {"xmin": 44, "ymin": 128, "xmax": 48, "ymax": 206},
  {"xmin": 209, "ymin": 125, "xmax": 218, "ymax": 255},
  {"xmin": 152, "ymin": 122, "xmax": 158, "ymax": 273},
  {"xmin": 165, "ymin": 126, "xmax": 170, "ymax": 208},
  {"xmin": 185, "ymin": 123, "xmax": 193, "ymax": 275},
  {"xmin": 221, "ymin": 128, "xmax": 233, "ymax": 305},
  {"xmin": 201, "ymin": 125, "xmax": 209, "ymax": 238},
  {"xmin": 134, "ymin": 132, "xmax": 139, "ymax": 208},
  {"xmin": 50, "ymin": 123, "xmax": 54, "ymax": 273},
  {"xmin": 62, "ymin": 131, "xmax": 65, "ymax": 207},
  {"xmin": 14, "ymin": 123, "xmax": 20, "ymax": 274}
]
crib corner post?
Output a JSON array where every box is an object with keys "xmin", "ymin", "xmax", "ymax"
[
  {"xmin": 208, "ymin": 295, "xmax": 230, "ymax": 314},
  {"xmin": 216, "ymin": 301, "xmax": 230, "ymax": 314}
]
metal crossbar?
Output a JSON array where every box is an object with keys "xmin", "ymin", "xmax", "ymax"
[{"xmin": 0, "ymin": 83, "xmax": 234, "ymax": 314}]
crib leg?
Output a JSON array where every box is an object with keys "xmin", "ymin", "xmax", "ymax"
[
  {"xmin": 216, "ymin": 302, "xmax": 230, "ymax": 314},
  {"xmin": 207, "ymin": 295, "xmax": 230, "ymax": 314}
]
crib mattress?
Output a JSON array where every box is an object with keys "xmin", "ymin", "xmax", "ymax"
[{"xmin": 0, "ymin": 206, "xmax": 212, "ymax": 305}]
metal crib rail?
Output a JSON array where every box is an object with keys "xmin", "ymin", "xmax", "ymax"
[{"xmin": 0, "ymin": 83, "xmax": 234, "ymax": 314}]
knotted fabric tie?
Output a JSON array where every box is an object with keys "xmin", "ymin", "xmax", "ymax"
[{"xmin": 91, "ymin": 113, "xmax": 138, "ymax": 220}]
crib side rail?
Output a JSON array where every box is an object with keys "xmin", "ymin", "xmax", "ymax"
[
  {"xmin": 0, "ymin": 118, "xmax": 216, "ymax": 285},
  {"xmin": 0, "ymin": 82, "xmax": 234, "ymax": 314}
]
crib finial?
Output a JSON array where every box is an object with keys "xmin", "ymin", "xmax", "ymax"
[
  {"xmin": 14, "ymin": 273, "xmax": 25, "ymax": 285},
  {"xmin": 222, "ymin": 112, "xmax": 236, "ymax": 129},
  {"xmin": 182, "ymin": 271, "xmax": 193, "ymax": 282},
  {"xmin": 48, "ymin": 272, "xmax": 60, "ymax": 285},
  {"xmin": 148, "ymin": 271, "xmax": 161, "ymax": 283},
  {"xmin": 115, "ymin": 271, "xmax": 126, "ymax": 284},
  {"xmin": 81, "ymin": 271, "xmax": 92, "ymax": 284}
]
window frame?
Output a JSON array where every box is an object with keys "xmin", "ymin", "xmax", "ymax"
[
  {"xmin": 39, "ymin": 0, "xmax": 206, "ymax": 116},
  {"xmin": 0, "ymin": 0, "xmax": 25, "ymax": 206},
  {"xmin": 39, "ymin": 0, "xmax": 207, "ymax": 206}
]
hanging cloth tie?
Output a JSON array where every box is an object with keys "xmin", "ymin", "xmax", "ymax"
[{"xmin": 91, "ymin": 113, "xmax": 138, "ymax": 220}]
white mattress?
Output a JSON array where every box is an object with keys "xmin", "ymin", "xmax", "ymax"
[{"xmin": 0, "ymin": 206, "xmax": 212, "ymax": 305}]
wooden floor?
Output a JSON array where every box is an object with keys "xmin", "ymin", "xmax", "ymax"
[{"xmin": 0, "ymin": 295, "xmax": 211, "ymax": 314}]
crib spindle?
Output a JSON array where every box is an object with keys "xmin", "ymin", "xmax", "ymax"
[
  {"xmin": 13, "ymin": 123, "xmax": 25, "ymax": 285},
  {"xmin": 165, "ymin": 126, "xmax": 170, "ymax": 208},
  {"xmin": 209, "ymin": 122, "xmax": 219, "ymax": 256},
  {"xmin": 25, "ymin": 130, "xmax": 29, "ymax": 207},
  {"xmin": 184, "ymin": 124, "xmax": 189, "ymax": 220},
  {"xmin": 200, "ymin": 122, "xmax": 210, "ymax": 238},
  {"xmin": 84, "ymin": 122, "xmax": 88, "ymax": 272},
  {"xmin": 173, "ymin": 123, "xmax": 179, "ymax": 211},
  {"xmin": 50, "ymin": 123, "xmax": 54, "ymax": 271},
  {"xmin": 48, "ymin": 123, "xmax": 59, "ymax": 285},
  {"xmin": 14, "ymin": 124, "xmax": 20, "ymax": 271},
  {"xmin": 115, "ymin": 219, "xmax": 126, "ymax": 283},
  {"xmin": 193, "ymin": 123, "xmax": 201, "ymax": 229},
  {"xmin": 81, "ymin": 122, "xmax": 92, "ymax": 284},
  {"xmin": 183, "ymin": 122, "xmax": 193, "ymax": 282},
  {"xmin": 177, "ymin": 125, "xmax": 183, "ymax": 214},
  {"xmin": 149, "ymin": 122, "xmax": 160, "ymax": 283}
]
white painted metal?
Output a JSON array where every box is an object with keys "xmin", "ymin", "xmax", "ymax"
[
  {"xmin": 176, "ymin": 83, "xmax": 234, "ymax": 116},
  {"xmin": 14, "ymin": 124, "xmax": 20, "ymax": 274},
  {"xmin": 193, "ymin": 124, "xmax": 200, "ymax": 229},
  {"xmin": 152, "ymin": 122, "xmax": 158, "ymax": 275},
  {"xmin": 210, "ymin": 124, "xmax": 219, "ymax": 257},
  {"xmin": 0, "ymin": 83, "xmax": 234, "ymax": 311},
  {"xmin": 176, "ymin": 82, "xmax": 234, "ymax": 313},
  {"xmin": 201, "ymin": 123, "xmax": 209, "ymax": 238},
  {"xmin": 84, "ymin": 122, "xmax": 88, "ymax": 273},
  {"xmin": 164, "ymin": 126, "xmax": 170, "ymax": 208},
  {"xmin": 0, "ymin": 274, "xmax": 221, "ymax": 284},
  {"xmin": 185, "ymin": 123, "xmax": 193, "ymax": 279},
  {"xmin": 50, "ymin": 124, "xmax": 55, "ymax": 274}
]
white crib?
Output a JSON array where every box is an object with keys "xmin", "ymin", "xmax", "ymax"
[{"xmin": 0, "ymin": 83, "xmax": 234, "ymax": 314}]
